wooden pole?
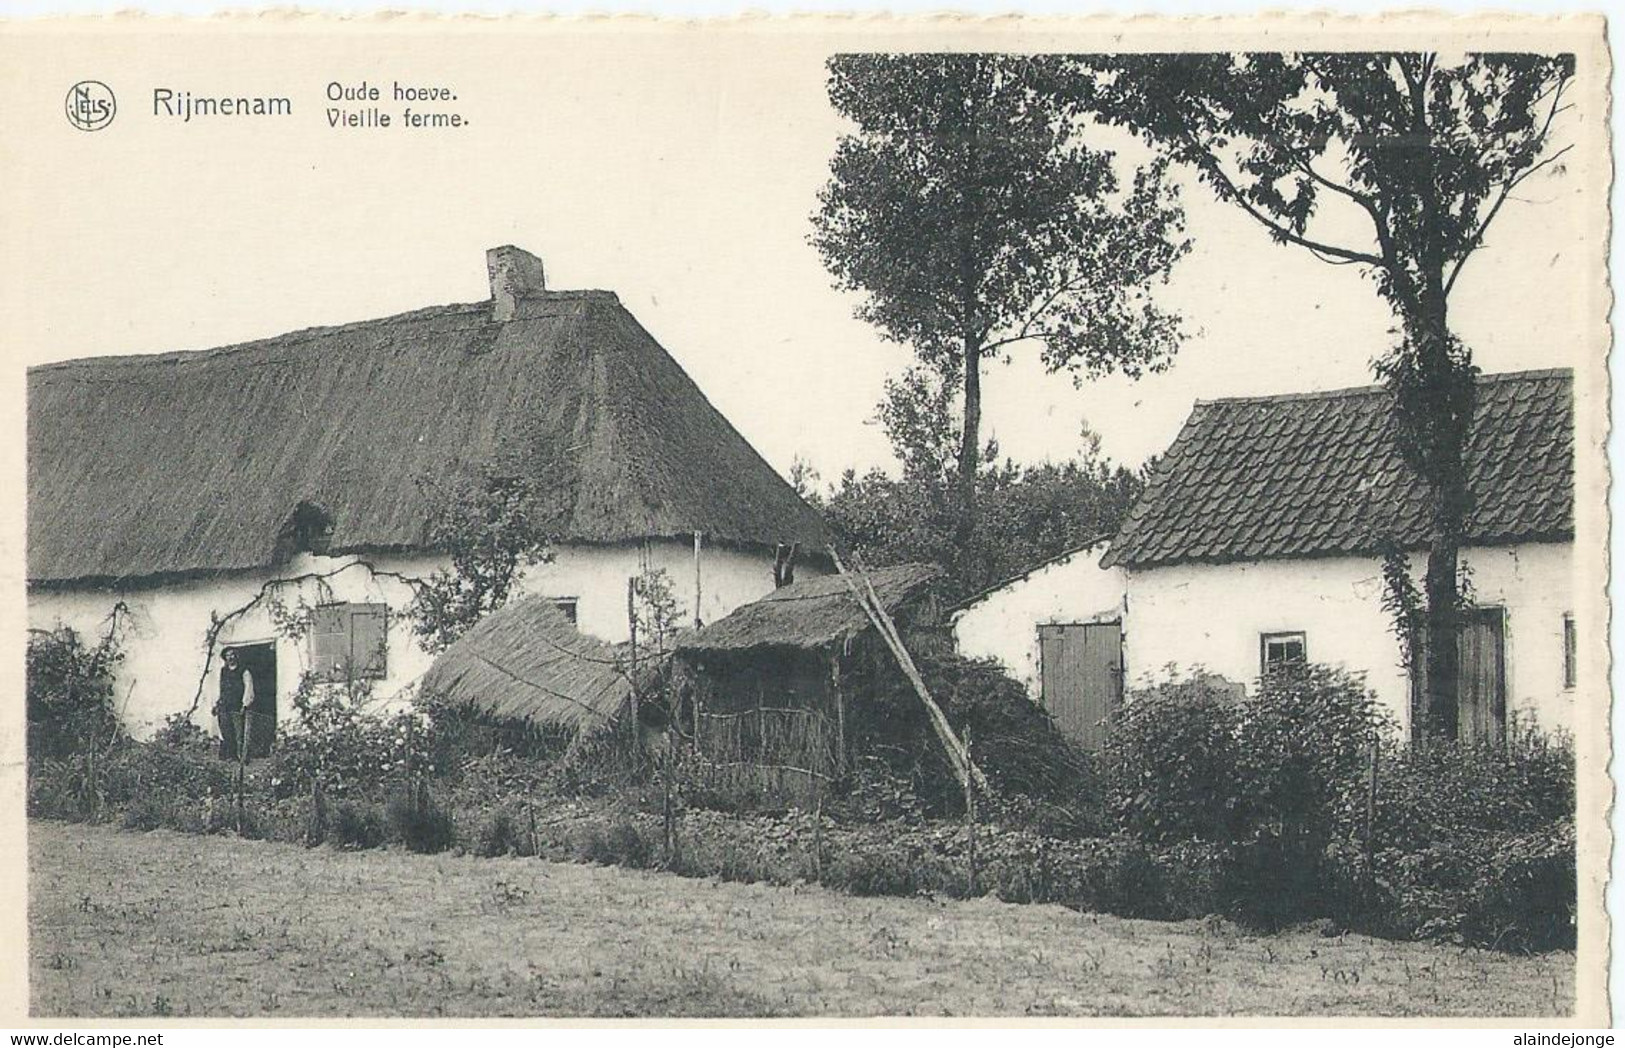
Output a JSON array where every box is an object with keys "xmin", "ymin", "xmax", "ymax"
[
  {"xmin": 663, "ymin": 721, "xmax": 678, "ymax": 866},
  {"xmin": 831, "ymin": 656, "xmax": 846, "ymax": 774},
  {"xmin": 235, "ymin": 709, "xmax": 249, "ymax": 834},
  {"xmin": 627, "ymin": 577, "xmax": 641, "ymax": 751},
  {"xmin": 964, "ymin": 722, "xmax": 978, "ymax": 897},
  {"xmin": 1365, "ymin": 740, "xmax": 1380, "ymax": 873},
  {"xmin": 693, "ymin": 531, "xmax": 704, "ymax": 629},
  {"xmin": 829, "ymin": 548, "xmax": 986, "ymax": 795},
  {"xmin": 812, "ymin": 766, "xmax": 825, "ymax": 883}
]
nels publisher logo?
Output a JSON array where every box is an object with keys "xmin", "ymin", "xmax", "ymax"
[{"xmin": 65, "ymin": 81, "xmax": 116, "ymax": 132}]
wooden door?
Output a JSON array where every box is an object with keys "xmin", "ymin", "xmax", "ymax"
[
  {"xmin": 1458, "ymin": 608, "xmax": 1506, "ymax": 744},
  {"xmin": 1038, "ymin": 621, "xmax": 1123, "ymax": 752}
]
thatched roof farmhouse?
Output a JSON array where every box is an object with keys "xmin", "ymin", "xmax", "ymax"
[{"xmin": 28, "ymin": 245, "xmax": 830, "ymax": 741}]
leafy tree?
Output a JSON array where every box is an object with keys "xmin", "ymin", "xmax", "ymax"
[
  {"xmin": 1048, "ymin": 52, "xmax": 1575, "ymax": 738},
  {"xmin": 811, "ymin": 53, "xmax": 1188, "ymax": 541},
  {"xmin": 812, "ymin": 384, "xmax": 1144, "ymax": 604},
  {"xmin": 409, "ymin": 467, "xmax": 556, "ymax": 654}
]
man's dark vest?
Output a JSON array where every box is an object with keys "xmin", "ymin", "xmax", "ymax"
[{"xmin": 219, "ymin": 666, "xmax": 245, "ymax": 710}]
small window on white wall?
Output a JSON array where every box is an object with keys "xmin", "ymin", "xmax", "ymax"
[
  {"xmin": 1261, "ymin": 631, "xmax": 1307, "ymax": 675},
  {"xmin": 1563, "ymin": 614, "xmax": 1577, "ymax": 689},
  {"xmin": 550, "ymin": 597, "xmax": 579, "ymax": 625}
]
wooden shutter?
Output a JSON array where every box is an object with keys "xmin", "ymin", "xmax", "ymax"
[
  {"xmin": 311, "ymin": 604, "xmax": 350, "ymax": 682},
  {"xmin": 350, "ymin": 604, "xmax": 388, "ymax": 679}
]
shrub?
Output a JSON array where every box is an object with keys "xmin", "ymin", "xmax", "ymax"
[
  {"xmin": 120, "ymin": 793, "xmax": 169, "ymax": 832},
  {"xmin": 272, "ymin": 678, "xmax": 437, "ymax": 799},
  {"xmin": 102, "ymin": 736, "xmax": 234, "ymax": 808},
  {"xmin": 330, "ymin": 801, "xmax": 388, "ymax": 849},
  {"xmin": 387, "ymin": 781, "xmax": 455, "ymax": 854},
  {"xmin": 1461, "ymin": 819, "xmax": 1575, "ymax": 952},
  {"xmin": 150, "ymin": 711, "xmax": 211, "ymax": 752},
  {"xmin": 1235, "ymin": 664, "xmax": 1393, "ymax": 844},
  {"xmin": 827, "ymin": 757, "xmax": 928, "ymax": 825},
  {"xmin": 576, "ymin": 817, "xmax": 656, "ymax": 868},
  {"xmin": 1373, "ymin": 728, "xmax": 1574, "ymax": 851},
  {"xmin": 27, "ymin": 621, "xmax": 126, "ymax": 761},
  {"xmin": 1103, "ymin": 673, "xmax": 1242, "ymax": 841},
  {"xmin": 1220, "ymin": 664, "xmax": 1393, "ymax": 927},
  {"xmin": 475, "ymin": 805, "xmax": 537, "ymax": 858},
  {"xmin": 27, "ymin": 753, "xmax": 110, "ymax": 822}
]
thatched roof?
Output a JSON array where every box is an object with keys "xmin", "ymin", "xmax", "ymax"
[
  {"xmin": 29, "ymin": 256, "xmax": 830, "ymax": 585},
  {"xmin": 675, "ymin": 563, "xmax": 943, "ymax": 655},
  {"xmin": 420, "ymin": 595, "xmax": 634, "ymax": 734}
]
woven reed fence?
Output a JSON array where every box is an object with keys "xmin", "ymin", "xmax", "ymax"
[{"xmin": 683, "ymin": 705, "xmax": 837, "ymax": 803}]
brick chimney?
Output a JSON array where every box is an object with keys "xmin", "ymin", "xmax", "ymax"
[{"xmin": 486, "ymin": 245, "xmax": 547, "ymax": 322}]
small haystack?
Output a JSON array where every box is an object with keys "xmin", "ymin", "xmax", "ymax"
[{"xmin": 421, "ymin": 596, "xmax": 636, "ymax": 737}]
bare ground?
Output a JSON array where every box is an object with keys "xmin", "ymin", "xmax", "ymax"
[{"xmin": 28, "ymin": 820, "xmax": 1574, "ymax": 1018}]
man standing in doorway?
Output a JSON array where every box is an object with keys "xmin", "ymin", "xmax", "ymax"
[{"xmin": 212, "ymin": 647, "xmax": 258, "ymax": 761}]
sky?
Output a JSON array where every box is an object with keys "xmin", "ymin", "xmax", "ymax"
[{"xmin": 1, "ymin": 23, "xmax": 1602, "ymax": 491}]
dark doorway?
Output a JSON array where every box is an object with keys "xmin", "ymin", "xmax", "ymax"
[
  {"xmin": 221, "ymin": 642, "xmax": 277, "ymax": 759},
  {"xmin": 1038, "ymin": 621, "xmax": 1124, "ymax": 752}
]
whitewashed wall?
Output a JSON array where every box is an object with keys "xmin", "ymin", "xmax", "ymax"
[
  {"xmin": 1122, "ymin": 542, "xmax": 1576, "ymax": 737},
  {"xmin": 949, "ymin": 540, "xmax": 1576, "ymax": 739},
  {"xmin": 28, "ymin": 538, "xmax": 802, "ymax": 739},
  {"xmin": 951, "ymin": 543, "xmax": 1127, "ymax": 701}
]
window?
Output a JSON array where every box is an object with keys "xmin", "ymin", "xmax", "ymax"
[
  {"xmin": 310, "ymin": 602, "xmax": 388, "ymax": 682},
  {"xmin": 1563, "ymin": 614, "xmax": 1577, "ymax": 689},
  {"xmin": 549, "ymin": 597, "xmax": 579, "ymax": 625},
  {"xmin": 1260, "ymin": 631, "xmax": 1307, "ymax": 674}
]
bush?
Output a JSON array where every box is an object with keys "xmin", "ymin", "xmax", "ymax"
[
  {"xmin": 27, "ymin": 753, "xmax": 110, "ymax": 821},
  {"xmin": 102, "ymin": 736, "xmax": 234, "ymax": 808},
  {"xmin": 271, "ymin": 678, "xmax": 437, "ymax": 799},
  {"xmin": 475, "ymin": 805, "xmax": 538, "ymax": 857},
  {"xmin": 150, "ymin": 711, "xmax": 211, "ymax": 751},
  {"xmin": 1462, "ymin": 820, "xmax": 1575, "ymax": 952},
  {"xmin": 387, "ymin": 781, "xmax": 455, "ymax": 854},
  {"xmin": 575, "ymin": 817, "xmax": 656, "ymax": 868},
  {"xmin": 1235, "ymin": 664, "xmax": 1392, "ymax": 844},
  {"xmin": 330, "ymin": 801, "xmax": 388, "ymax": 849},
  {"xmin": 27, "ymin": 622, "xmax": 126, "ymax": 761},
  {"xmin": 1373, "ymin": 728, "xmax": 1574, "ymax": 851},
  {"xmin": 1104, "ymin": 673, "xmax": 1242, "ymax": 841},
  {"xmin": 1319, "ymin": 723, "xmax": 1578, "ymax": 949}
]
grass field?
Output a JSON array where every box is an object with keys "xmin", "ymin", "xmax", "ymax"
[{"xmin": 28, "ymin": 820, "xmax": 1574, "ymax": 1018}]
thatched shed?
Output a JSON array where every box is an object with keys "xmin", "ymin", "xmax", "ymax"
[
  {"xmin": 421, "ymin": 596, "xmax": 636, "ymax": 739},
  {"xmin": 671, "ymin": 563, "xmax": 946, "ymax": 801}
]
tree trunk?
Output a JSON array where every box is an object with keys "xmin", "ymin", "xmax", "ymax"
[
  {"xmin": 1399, "ymin": 61, "xmax": 1472, "ymax": 744},
  {"xmin": 1411, "ymin": 280, "xmax": 1471, "ymax": 743},
  {"xmin": 955, "ymin": 334, "xmax": 982, "ymax": 544}
]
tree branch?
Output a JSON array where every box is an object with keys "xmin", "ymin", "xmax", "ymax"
[
  {"xmin": 1186, "ymin": 138, "xmax": 1386, "ymax": 267},
  {"xmin": 1444, "ymin": 76, "xmax": 1573, "ymax": 299},
  {"xmin": 982, "ymin": 329, "xmax": 1058, "ymax": 354}
]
